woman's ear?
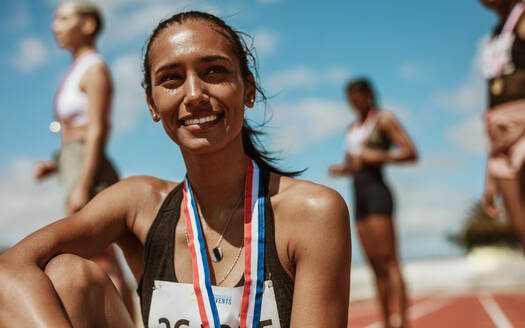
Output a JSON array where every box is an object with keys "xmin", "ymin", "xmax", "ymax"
[
  {"xmin": 244, "ymin": 74, "xmax": 256, "ymax": 108},
  {"xmin": 147, "ymin": 95, "xmax": 161, "ymax": 122},
  {"xmin": 81, "ymin": 16, "xmax": 97, "ymax": 36}
]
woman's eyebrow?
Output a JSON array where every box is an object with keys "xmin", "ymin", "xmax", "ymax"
[
  {"xmin": 154, "ymin": 55, "xmax": 232, "ymax": 75},
  {"xmin": 201, "ymin": 55, "xmax": 231, "ymax": 64},
  {"xmin": 154, "ymin": 63, "xmax": 179, "ymax": 75}
]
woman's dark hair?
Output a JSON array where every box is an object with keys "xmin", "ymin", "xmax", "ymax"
[
  {"xmin": 345, "ymin": 77, "xmax": 377, "ymax": 107},
  {"xmin": 142, "ymin": 11, "xmax": 301, "ymax": 176}
]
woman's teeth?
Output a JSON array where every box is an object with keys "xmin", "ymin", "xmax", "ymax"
[{"xmin": 183, "ymin": 114, "xmax": 218, "ymax": 126}]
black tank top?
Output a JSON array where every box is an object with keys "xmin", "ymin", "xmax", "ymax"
[
  {"xmin": 138, "ymin": 171, "xmax": 294, "ymax": 327},
  {"xmin": 489, "ymin": 22, "xmax": 525, "ymax": 107},
  {"xmin": 353, "ymin": 114, "xmax": 391, "ymax": 186}
]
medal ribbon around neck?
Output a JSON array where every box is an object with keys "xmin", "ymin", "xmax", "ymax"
[
  {"xmin": 183, "ymin": 158, "xmax": 266, "ymax": 328},
  {"xmin": 484, "ymin": 2, "xmax": 525, "ymax": 78}
]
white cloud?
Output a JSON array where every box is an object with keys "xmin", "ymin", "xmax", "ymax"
[
  {"xmin": 394, "ymin": 182, "xmax": 473, "ymax": 236},
  {"xmin": 109, "ymin": 3, "xmax": 181, "ymax": 42},
  {"xmin": 324, "ymin": 66, "xmax": 351, "ymax": 85},
  {"xmin": 433, "ymin": 74, "xmax": 485, "ymax": 114},
  {"xmin": 265, "ymin": 67, "xmax": 317, "ymax": 93},
  {"xmin": 389, "ymin": 154, "xmax": 464, "ymax": 179},
  {"xmin": 0, "ymin": 159, "xmax": 63, "ymax": 246},
  {"xmin": 97, "ymin": 1, "xmax": 221, "ymax": 46},
  {"xmin": 433, "ymin": 36, "xmax": 488, "ymax": 114},
  {"xmin": 111, "ymin": 54, "xmax": 148, "ymax": 133},
  {"xmin": 253, "ymin": 29, "xmax": 278, "ymax": 56},
  {"xmin": 446, "ymin": 116, "xmax": 487, "ymax": 155},
  {"xmin": 265, "ymin": 66, "xmax": 351, "ymax": 94},
  {"xmin": 12, "ymin": 37, "xmax": 48, "ymax": 72},
  {"xmin": 269, "ymin": 98, "xmax": 351, "ymax": 153},
  {"xmin": 399, "ymin": 62, "xmax": 422, "ymax": 81}
]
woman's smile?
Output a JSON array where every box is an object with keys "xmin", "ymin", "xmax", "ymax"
[{"xmin": 179, "ymin": 113, "xmax": 224, "ymax": 133}]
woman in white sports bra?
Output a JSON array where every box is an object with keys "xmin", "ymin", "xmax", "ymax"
[
  {"xmin": 31, "ymin": 1, "xmax": 137, "ymax": 323},
  {"xmin": 0, "ymin": 10, "xmax": 351, "ymax": 328}
]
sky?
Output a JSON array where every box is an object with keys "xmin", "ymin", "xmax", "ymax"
[{"xmin": 0, "ymin": 0, "xmax": 497, "ymax": 265}]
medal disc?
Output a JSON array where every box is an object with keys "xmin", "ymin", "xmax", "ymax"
[
  {"xmin": 491, "ymin": 78, "xmax": 504, "ymax": 96},
  {"xmin": 49, "ymin": 121, "xmax": 61, "ymax": 133}
]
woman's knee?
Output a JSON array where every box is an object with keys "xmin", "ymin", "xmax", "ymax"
[
  {"xmin": 370, "ymin": 259, "xmax": 390, "ymax": 279},
  {"xmin": 371, "ymin": 256, "xmax": 402, "ymax": 280},
  {"xmin": 44, "ymin": 253, "xmax": 108, "ymax": 295}
]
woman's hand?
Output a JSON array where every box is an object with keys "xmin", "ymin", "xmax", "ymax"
[
  {"xmin": 328, "ymin": 164, "xmax": 344, "ymax": 177},
  {"xmin": 33, "ymin": 160, "xmax": 57, "ymax": 181},
  {"xmin": 482, "ymin": 173, "xmax": 500, "ymax": 218},
  {"xmin": 329, "ymin": 155, "xmax": 362, "ymax": 176}
]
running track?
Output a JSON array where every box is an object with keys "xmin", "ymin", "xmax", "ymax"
[{"xmin": 349, "ymin": 291, "xmax": 525, "ymax": 327}]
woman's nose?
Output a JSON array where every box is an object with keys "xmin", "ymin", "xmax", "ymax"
[{"xmin": 183, "ymin": 73, "xmax": 209, "ymax": 107}]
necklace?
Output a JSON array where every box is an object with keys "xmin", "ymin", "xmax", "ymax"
[
  {"xmin": 184, "ymin": 196, "xmax": 243, "ymax": 262},
  {"xmin": 217, "ymin": 242, "xmax": 244, "ymax": 286}
]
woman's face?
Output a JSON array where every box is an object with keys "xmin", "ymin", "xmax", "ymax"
[
  {"xmin": 146, "ymin": 21, "xmax": 255, "ymax": 155},
  {"xmin": 52, "ymin": 3, "xmax": 84, "ymax": 50},
  {"xmin": 347, "ymin": 90, "xmax": 372, "ymax": 117}
]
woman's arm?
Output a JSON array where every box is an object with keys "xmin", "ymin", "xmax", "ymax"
[
  {"xmin": 67, "ymin": 62, "xmax": 113, "ymax": 214},
  {"xmin": 284, "ymin": 182, "xmax": 351, "ymax": 326},
  {"xmin": 482, "ymin": 163, "xmax": 500, "ymax": 218},
  {"xmin": 360, "ymin": 112, "xmax": 418, "ymax": 166},
  {"xmin": 0, "ymin": 179, "xmax": 140, "ymax": 327}
]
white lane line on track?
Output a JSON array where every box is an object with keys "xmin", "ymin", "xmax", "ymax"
[
  {"xmin": 362, "ymin": 294, "xmax": 455, "ymax": 328},
  {"xmin": 478, "ymin": 292, "xmax": 513, "ymax": 328}
]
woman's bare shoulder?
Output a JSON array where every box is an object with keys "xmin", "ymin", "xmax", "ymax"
[
  {"xmin": 270, "ymin": 174, "xmax": 351, "ymax": 273},
  {"xmin": 116, "ymin": 175, "xmax": 179, "ymax": 195},
  {"xmin": 270, "ymin": 174, "xmax": 349, "ymax": 226},
  {"xmin": 105, "ymin": 176, "xmax": 180, "ymax": 238},
  {"xmin": 110, "ymin": 175, "xmax": 179, "ymax": 212}
]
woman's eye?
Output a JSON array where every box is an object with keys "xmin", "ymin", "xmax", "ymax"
[
  {"xmin": 206, "ymin": 66, "xmax": 228, "ymax": 75},
  {"xmin": 158, "ymin": 73, "xmax": 182, "ymax": 85}
]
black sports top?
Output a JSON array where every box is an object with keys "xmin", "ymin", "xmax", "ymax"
[
  {"xmin": 353, "ymin": 115, "xmax": 391, "ymax": 185},
  {"xmin": 138, "ymin": 171, "xmax": 294, "ymax": 327},
  {"xmin": 489, "ymin": 21, "xmax": 525, "ymax": 107}
]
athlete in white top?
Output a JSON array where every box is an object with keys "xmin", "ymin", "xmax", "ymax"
[
  {"xmin": 55, "ymin": 52, "xmax": 108, "ymax": 127},
  {"xmin": 34, "ymin": 1, "xmax": 112, "ymax": 214},
  {"xmin": 31, "ymin": 1, "xmax": 137, "ymax": 323}
]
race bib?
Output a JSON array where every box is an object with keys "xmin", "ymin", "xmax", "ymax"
[{"xmin": 148, "ymin": 280, "xmax": 281, "ymax": 328}]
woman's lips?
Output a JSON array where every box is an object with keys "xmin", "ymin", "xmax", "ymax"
[{"xmin": 181, "ymin": 114, "xmax": 219, "ymax": 126}]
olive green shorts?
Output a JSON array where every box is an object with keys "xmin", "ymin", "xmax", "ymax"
[{"xmin": 57, "ymin": 140, "xmax": 119, "ymax": 201}]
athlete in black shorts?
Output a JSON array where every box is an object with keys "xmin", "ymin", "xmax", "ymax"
[{"xmin": 329, "ymin": 78, "xmax": 418, "ymax": 328}]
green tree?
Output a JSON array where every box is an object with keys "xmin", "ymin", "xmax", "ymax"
[{"xmin": 447, "ymin": 201, "xmax": 518, "ymax": 251}]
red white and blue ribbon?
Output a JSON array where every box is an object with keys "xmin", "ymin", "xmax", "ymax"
[{"xmin": 183, "ymin": 158, "xmax": 266, "ymax": 328}]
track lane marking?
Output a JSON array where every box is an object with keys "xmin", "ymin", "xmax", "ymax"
[
  {"xmin": 362, "ymin": 293, "xmax": 455, "ymax": 328},
  {"xmin": 478, "ymin": 292, "xmax": 513, "ymax": 328}
]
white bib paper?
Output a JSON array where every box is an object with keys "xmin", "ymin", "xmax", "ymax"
[{"xmin": 148, "ymin": 280, "xmax": 281, "ymax": 328}]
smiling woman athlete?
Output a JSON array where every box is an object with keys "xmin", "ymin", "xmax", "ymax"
[{"xmin": 0, "ymin": 11, "xmax": 351, "ymax": 328}]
